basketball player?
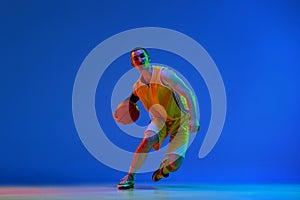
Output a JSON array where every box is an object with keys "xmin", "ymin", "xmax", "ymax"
[{"xmin": 117, "ymin": 47, "xmax": 200, "ymax": 189}]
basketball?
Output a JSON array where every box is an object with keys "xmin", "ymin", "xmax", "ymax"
[{"xmin": 113, "ymin": 100, "xmax": 140, "ymax": 124}]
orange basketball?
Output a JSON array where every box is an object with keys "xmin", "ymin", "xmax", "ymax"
[{"xmin": 113, "ymin": 100, "xmax": 140, "ymax": 124}]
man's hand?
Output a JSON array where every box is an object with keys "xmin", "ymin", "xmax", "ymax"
[{"xmin": 189, "ymin": 120, "xmax": 200, "ymax": 133}]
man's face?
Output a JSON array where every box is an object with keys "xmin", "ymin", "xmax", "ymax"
[{"xmin": 131, "ymin": 49, "xmax": 150, "ymax": 67}]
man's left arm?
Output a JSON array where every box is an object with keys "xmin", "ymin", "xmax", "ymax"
[{"xmin": 160, "ymin": 68, "xmax": 200, "ymax": 133}]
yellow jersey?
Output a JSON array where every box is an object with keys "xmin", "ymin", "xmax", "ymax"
[{"xmin": 133, "ymin": 66, "xmax": 189, "ymax": 121}]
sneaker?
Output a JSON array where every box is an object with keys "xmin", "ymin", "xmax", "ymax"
[
  {"xmin": 152, "ymin": 158, "xmax": 170, "ymax": 182},
  {"xmin": 118, "ymin": 174, "xmax": 134, "ymax": 189}
]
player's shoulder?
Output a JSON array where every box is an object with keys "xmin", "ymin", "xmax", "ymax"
[
  {"xmin": 160, "ymin": 66, "xmax": 176, "ymax": 81},
  {"xmin": 156, "ymin": 66, "xmax": 176, "ymax": 86},
  {"xmin": 153, "ymin": 65, "xmax": 172, "ymax": 76}
]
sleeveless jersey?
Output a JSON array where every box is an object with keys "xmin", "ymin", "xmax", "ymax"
[{"xmin": 133, "ymin": 66, "xmax": 189, "ymax": 121}]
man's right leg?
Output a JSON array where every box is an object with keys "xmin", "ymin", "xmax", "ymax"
[
  {"xmin": 118, "ymin": 131, "xmax": 158, "ymax": 189},
  {"xmin": 129, "ymin": 132, "xmax": 159, "ymax": 175}
]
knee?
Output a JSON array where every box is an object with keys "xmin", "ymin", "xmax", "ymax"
[
  {"xmin": 138, "ymin": 135, "xmax": 158, "ymax": 152},
  {"xmin": 142, "ymin": 138, "xmax": 154, "ymax": 150}
]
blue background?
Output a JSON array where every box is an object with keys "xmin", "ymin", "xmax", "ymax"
[{"xmin": 1, "ymin": 0, "xmax": 299, "ymax": 185}]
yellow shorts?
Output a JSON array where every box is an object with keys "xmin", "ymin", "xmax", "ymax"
[{"xmin": 144, "ymin": 114, "xmax": 190, "ymax": 158}]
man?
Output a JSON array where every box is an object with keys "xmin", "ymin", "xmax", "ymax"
[{"xmin": 116, "ymin": 47, "xmax": 200, "ymax": 189}]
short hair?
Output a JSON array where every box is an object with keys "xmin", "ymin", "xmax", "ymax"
[{"xmin": 130, "ymin": 47, "xmax": 149, "ymax": 56}]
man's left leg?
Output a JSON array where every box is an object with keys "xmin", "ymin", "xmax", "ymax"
[{"xmin": 152, "ymin": 116, "xmax": 190, "ymax": 182}]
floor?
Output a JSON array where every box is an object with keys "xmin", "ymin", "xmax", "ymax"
[{"xmin": 0, "ymin": 184, "xmax": 299, "ymax": 200}]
